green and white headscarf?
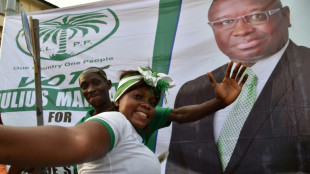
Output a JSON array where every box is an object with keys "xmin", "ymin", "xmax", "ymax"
[{"xmin": 114, "ymin": 67, "xmax": 176, "ymax": 102}]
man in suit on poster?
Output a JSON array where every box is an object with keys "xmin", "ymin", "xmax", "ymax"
[{"xmin": 166, "ymin": 0, "xmax": 310, "ymax": 173}]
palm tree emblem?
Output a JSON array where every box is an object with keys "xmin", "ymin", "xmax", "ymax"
[{"xmin": 16, "ymin": 8, "xmax": 119, "ymax": 61}]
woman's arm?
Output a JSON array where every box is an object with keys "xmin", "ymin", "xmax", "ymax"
[{"xmin": 0, "ymin": 120, "xmax": 110, "ymax": 167}]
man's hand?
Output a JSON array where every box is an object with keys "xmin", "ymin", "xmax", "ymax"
[{"xmin": 207, "ymin": 61, "xmax": 248, "ymax": 105}]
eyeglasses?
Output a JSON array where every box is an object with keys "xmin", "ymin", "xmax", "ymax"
[{"xmin": 208, "ymin": 8, "xmax": 281, "ymax": 30}]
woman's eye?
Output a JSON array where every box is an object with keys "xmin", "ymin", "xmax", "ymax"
[
  {"xmin": 134, "ymin": 94, "xmax": 142, "ymax": 99},
  {"xmin": 150, "ymin": 101, "xmax": 157, "ymax": 107}
]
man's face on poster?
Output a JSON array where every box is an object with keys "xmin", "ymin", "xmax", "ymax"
[{"xmin": 208, "ymin": 0, "xmax": 291, "ymax": 63}]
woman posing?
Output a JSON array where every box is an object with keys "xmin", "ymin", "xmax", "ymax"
[{"xmin": 0, "ymin": 61, "xmax": 247, "ymax": 173}]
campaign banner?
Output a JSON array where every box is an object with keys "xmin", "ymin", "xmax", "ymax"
[
  {"xmin": 0, "ymin": 0, "xmax": 160, "ymax": 127},
  {"xmin": 0, "ymin": 0, "xmax": 223, "ymax": 173},
  {"xmin": 1, "ymin": 0, "xmax": 309, "ymax": 173}
]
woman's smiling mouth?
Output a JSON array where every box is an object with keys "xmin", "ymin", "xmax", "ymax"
[{"xmin": 136, "ymin": 111, "xmax": 148, "ymax": 118}]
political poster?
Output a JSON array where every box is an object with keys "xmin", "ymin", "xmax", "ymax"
[{"xmin": 1, "ymin": 0, "xmax": 309, "ymax": 173}]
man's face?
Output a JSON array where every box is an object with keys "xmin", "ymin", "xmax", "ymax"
[
  {"xmin": 79, "ymin": 73, "xmax": 111, "ymax": 108},
  {"xmin": 208, "ymin": 0, "xmax": 290, "ymax": 63}
]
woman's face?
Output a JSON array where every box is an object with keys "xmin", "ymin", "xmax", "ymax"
[{"xmin": 116, "ymin": 87, "xmax": 157, "ymax": 130}]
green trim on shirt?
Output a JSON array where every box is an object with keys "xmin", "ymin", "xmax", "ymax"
[
  {"xmin": 75, "ymin": 108, "xmax": 95, "ymax": 126},
  {"xmin": 75, "ymin": 106, "xmax": 172, "ymax": 152},
  {"xmin": 73, "ymin": 108, "xmax": 96, "ymax": 174},
  {"xmin": 89, "ymin": 118, "xmax": 115, "ymax": 152}
]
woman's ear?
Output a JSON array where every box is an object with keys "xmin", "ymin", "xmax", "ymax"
[{"xmin": 115, "ymin": 101, "xmax": 119, "ymax": 107}]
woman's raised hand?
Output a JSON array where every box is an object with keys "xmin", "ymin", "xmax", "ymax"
[{"xmin": 207, "ymin": 61, "xmax": 248, "ymax": 105}]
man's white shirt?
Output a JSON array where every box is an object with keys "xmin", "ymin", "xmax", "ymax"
[{"xmin": 213, "ymin": 40, "xmax": 290, "ymax": 143}]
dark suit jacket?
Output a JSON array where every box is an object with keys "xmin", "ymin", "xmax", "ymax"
[{"xmin": 166, "ymin": 41, "xmax": 310, "ymax": 174}]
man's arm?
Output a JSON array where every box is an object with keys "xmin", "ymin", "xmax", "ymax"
[{"xmin": 169, "ymin": 61, "xmax": 247, "ymax": 123}]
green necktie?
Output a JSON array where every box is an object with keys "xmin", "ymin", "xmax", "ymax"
[{"xmin": 217, "ymin": 68, "xmax": 257, "ymax": 171}]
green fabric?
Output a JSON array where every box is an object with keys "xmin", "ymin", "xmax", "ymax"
[
  {"xmin": 151, "ymin": 2, "xmax": 181, "ymax": 153},
  {"xmin": 89, "ymin": 118, "xmax": 116, "ymax": 152},
  {"xmin": 114, "ymin": 77, "xmax": 141, "ymax": 102},
  {"xmin": 140, "ymin": 106, "xmax": 172, "ymax": 151},
  {"xmin": 152, "ymin": 0, "xmax": 181, "ymax": 73},
  {"xmin": 217, "ymin": 68, "xmax": 257, "ymax": 171},
  {"xmin": 137, "ymin": 67, "xmax": 175, "ymax": 99},
  {"xmin": 76, "ymin": 109, "xmax": 116, "ymax": 151},
  {"xmin": 75, "ymin": 108, "xmax": 95, "ymax": 125},
  {"xmin": 73, "ymin": 107, "xmax": 171, "ymax": 173},
  {"xmin": 73, "ymin": 108, "xmax": 97, "ymax": 174},
  {"xmin": 75, "ymin": 106, "xmax": 172, "ymax": 152}
]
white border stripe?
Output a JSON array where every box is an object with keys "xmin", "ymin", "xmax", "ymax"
[{"xmin": 117, "ymin": 75, "xmax": 142, "ymax": 89}]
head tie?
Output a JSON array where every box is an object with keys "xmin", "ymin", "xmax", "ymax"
[
  {"xmin": 114, "ymin": 67, "xmax": 175, "ymax": 102},
  {"xmin": 79, "ymin": 65, "xmax": 110, "ymax": 84}
]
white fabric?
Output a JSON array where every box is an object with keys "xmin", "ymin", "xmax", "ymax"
[
  {"xmin": 213, "ymin": 40, "xmax": 290, "ymax": 142},
  {"xmin": 117, "ymin": 75, "xmax": 143, "ymax": 88},
  {"xmin": 77, "ymin": 112, "xmax": 160, "ymax": 174},
  {"xmin": 137, "ymin": 67, "xmax": 176, "ymax": 88}
]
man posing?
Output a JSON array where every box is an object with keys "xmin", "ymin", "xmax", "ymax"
[{"xmin": 167, "ymin": 0, "xmax": 310, "ymax": 173}]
